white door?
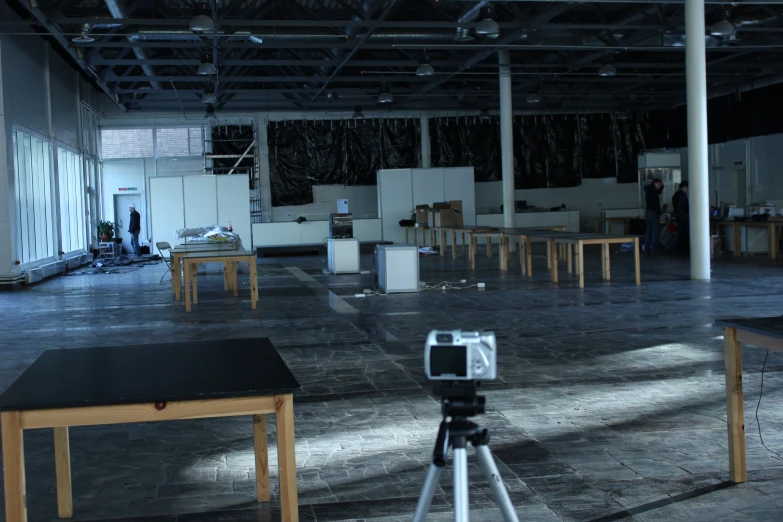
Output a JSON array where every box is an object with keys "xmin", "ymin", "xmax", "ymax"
[{"xmin": 115, "ymin": 194, "xmax": 143, "ymax": 255}]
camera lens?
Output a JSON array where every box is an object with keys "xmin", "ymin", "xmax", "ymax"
[{"xmin": 435, "ymin": 333, "xmax": 453, "ymax": 344}]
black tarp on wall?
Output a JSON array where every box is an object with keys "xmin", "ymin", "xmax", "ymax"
[
  {"xmin": 430, "ymin": 117, "xmax": 501, "ymax": 182},
  {"xmin": 268, "ymin": 119, "xmax": 420, "ymax": 207}
]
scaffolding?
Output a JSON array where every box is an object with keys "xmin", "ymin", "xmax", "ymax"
[{"xmin": 202, "ymin": 123, "xmax": 263, "ymax": 223}]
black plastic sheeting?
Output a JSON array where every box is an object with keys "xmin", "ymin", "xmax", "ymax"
[
  {"xmin": 430, "ymin": 113, "xmax": 657, "ymax": 189},
  {"xmin": 268, "ymin": 119, "xmax": 419, "ymax": 207}
]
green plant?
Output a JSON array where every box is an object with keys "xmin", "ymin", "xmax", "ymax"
[{"xmin": 97, "ymin": 220, "xmax": 115, "ymax": 239}]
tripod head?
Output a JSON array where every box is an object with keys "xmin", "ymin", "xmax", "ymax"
[{"xmin": 434, "ymin": 380, "xmax": 486, "ymax": 419}]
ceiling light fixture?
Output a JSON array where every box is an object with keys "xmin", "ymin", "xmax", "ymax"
[
  {"xmin": 479, "ymin": 107, "xmax": 491, "ymax": 122},
  {"xmin": 598, "ymin": 64, "xmax": 617, "ymax": 77},
  {"xmin": 189, "ymin": 3, "xmax": 215, "ymax": 33},
  {"xmin": 72, "ymin": 24, "xmax": 94, "ymax": 43},
  {"xmin": 475, "ymin": 5, "xmax": 500, "ymax": 39},
  {"xmin": 198, "ymin": 54, "xmax": 217, "ymax": 75},
  {"xmin": 249, "ymin": 35, "xmax": 264, "ymax": 44},
  {"xmin": 526, "ymin": 94, "xmax": 541, "ymax": 104},
  {"xmin": 416, "ymin": 55, "xmax": 435, "ymax": 77},
  {"xmin": 710, "ymin": 19, "xmax": 736, "ymax": 37},
  {"xmin": 326, "ymin": 91, "xmax": 337, "ymax": 101},
  {"xmin": 204, "ymin": 105, "xmax": 218, "ymax": 120},
  {"xmin": 201, "ymin": 90, "xmax": 217, "ymax": 104},
  {"xmin": 378, "ymin": 86, "xmax": 393, "ymax": 104},
  {"xmin": 352, "ymin": 106, "xmax": 364, "ymax": 119}
]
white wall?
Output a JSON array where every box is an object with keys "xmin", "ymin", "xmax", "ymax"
[
  {"xmin": 0, "ymin": 2, "xmax": 100, "ymax": 276},
  {"xmin": 101, "ymin": 157, "xmax": 202, "ymax": 249}
]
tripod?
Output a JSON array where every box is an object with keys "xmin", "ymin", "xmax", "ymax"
[{"xmin": 412, "ymin": 382, "xmax": 520, "ymax": 522}]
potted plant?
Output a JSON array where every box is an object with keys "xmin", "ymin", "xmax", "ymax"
[{"xmin": 97, "ymin": 220, "xmax": 115, "ymax": 242}]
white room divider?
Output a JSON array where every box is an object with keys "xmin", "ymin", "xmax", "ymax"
[
  {"xmin": 149, "ymin": 175, "xmax": 251, "ymax": 256},
  {"xmin": 377, "ymin": 167, "xmax": 476, "ymax": 244}
]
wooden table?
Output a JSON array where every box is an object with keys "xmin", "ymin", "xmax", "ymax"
[
  {"xmin": 716, "ymin": 317, "xmax": 783, "ymax": 484},
  {"xmin": 404, "ymin": 226, "xmax": 437, "ymax": 247},
  {"xmin": 496, "ymin": 226, "xmax": 567, "ymax": 272},
  {"xmin": 519, "ymin": 231, "xmax": 641, "ymax": 288},
  {"xmin": 0, "ymin": 338, "xmax": 300, "ymax": 522},
  {"xmin": 181, "ymin": 250, "xmax": 258, "ymax": 312},
  {"xmin": 170, "ymin": 242, "xmax": 237, "ymax": 300},
  {"xmin": 715, "ymin": 221, "xmax": 780, "ymax": 259}
]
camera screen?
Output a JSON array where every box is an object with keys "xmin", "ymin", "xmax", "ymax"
[{"xmin": 430, "ymin": 345, "xmax": 467, "ymax": 377}]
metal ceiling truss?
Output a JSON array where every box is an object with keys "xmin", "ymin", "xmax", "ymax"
[{"xmin": 6, "ymin": 0, "xmax": 783, "ymax": 113}]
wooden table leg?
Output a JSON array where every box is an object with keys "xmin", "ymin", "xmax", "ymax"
[
  {"xmin": 173, "ymin": 255, "xmax": 182, "ymax": 301},
  {"xmin": 769, "ymin": 223, "xmax": 777, "ymax": 260},
  {"xmin": 405, "ymin": 228, "xmax": 409, "ymax": 245},
  {"xmin": 487, "ymin": 237, "xmax": 492, "ymax": 258},
  {"xmin": 634, "ymin": 238, "xmax": 641, "ymax": 286},
  {"xmin": 567, "ymin": 244, "xmax": 573, "ymax": 274},
  {"xmin": 232, "ymin": 262, "xmax": 239, "ymax": 297},
  {"xmin": 440, "ymin": 229, "xmax": 446, "ymax": 257},
  {"xmin": 452, "ymin": 231, "xmax": 457, "ymax": 260},
  {"xmin": 526, "ymin": 238, "xmax": 533, "ymax": 277},
  {"xmin": 578, "ymin": 240, "xmax": 585, "ymax": 288},
  {"xmin": 171, "ymin": 254, "xmax": 179, "ymax": 297},
  {"xmin": 724, "ymin": 327, "xmax": 747, "ymax": 483},
  {"xmin": 520, "ymin": 237, "xmax": 526, "ymax": 275},
  {"xmin": 500, "ymin": 237, "xmax": 509, "ymax": 271},
  {"xmin": 471, "ymin": 236, "xmax": 477, "ymax": 270},
  {"xmin": 250, "ymin": 258, "xmax": 258, "ymax": 309},
  {"xmin": 276, "ymin": 394, "xmax": 299, "ymax": 522},
  {"xmin": 546, "ymin": 239, "xmax": 552, "ymax": 269},
  {"xmin": 601, "ymin": 243, "xmax": 611, "ymax": 281},
  {"xmin": 461, "ymin": 232, "xmax": 465, "ymax": 253},
  {"xmin": 734, "ymin": 224, "xmax": 741, "ymax": 257},
  {"xmin": 54, "ymin": 426, "xmax": 72, "ymax": 518},
  {"xmin": 550, "ymin": 241, "xmax": 559, "ymax": 283},
  {"xmin": 192, "ymin": 263, "xmax": 199, "ymax": 305},
  {"xmin": 1, "ymin": 411, "xmax": 27, "ymax": 522},
  {"xmin": 414, "ymin": 228, "xmax": 419, "ymax": 247},
  {"xmin": 184, "ymin": 261, "xmax": 192, "ymax": 312},
  {"xmin": 253, "ymin": 414, "xmax": 270, "ymax": 501},
  {"xmin": 223, "ymin": 263, "xmax": 230, "ymax": 291}
]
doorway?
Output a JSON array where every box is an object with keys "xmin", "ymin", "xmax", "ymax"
[{"xmin": 114, "ymin": 194, "xmax": 143, "ymax": 255}]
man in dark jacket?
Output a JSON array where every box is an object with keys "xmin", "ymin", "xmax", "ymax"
[
  {"xmin": 644, "ymin": 178, "xmax": 664, "ymax": 254},
  {"xmin": 129, "ymin": 204, "xmax": 141, "ymax": 256},
  {"xmin": 672, "ymin": 181, "xmax": 689, "ymax": 255}
]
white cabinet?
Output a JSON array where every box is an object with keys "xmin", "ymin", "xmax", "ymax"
[
  {"xmin": 378, "ymin": 169, "xmax": 414, "ymax": 245},
  {"xmin": 327, "ymin": 238, "xmax": 360, "ymax": 274},
  {"xmin": 376, "ymin": 245, "xmax": 419, "ymax": 293}
]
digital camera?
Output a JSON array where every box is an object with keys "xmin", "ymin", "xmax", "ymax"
[{"xmin": 424, "ymin": 330, "xmax": 497, "ymax": 381}]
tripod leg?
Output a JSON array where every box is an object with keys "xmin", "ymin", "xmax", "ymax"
[
  {"xmin": 452, "ymin": 446, "xmax": 470, "ymax": 522},
  {"xmin": 412, "ymin": 464, "xmax": 442, "ymax": 522},
  {"xmin": 475, "ymin": 445, "xmax": 520, "ymax": 522}
]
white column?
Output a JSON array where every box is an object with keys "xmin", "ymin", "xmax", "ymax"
[
  {"xmin": 685, "ymin": 0, "xmax": 710, "ymax": 280},
  {"xmin": 499, "ymin": 51, "xmax": 515, "ymax": 229},
  {"xmin": 0, "ymin": 38, "xmax": 13, "ymax": 275},
  {"xmin": 420, "ymin": 113, "xmax": 431, "ymax": 168}
]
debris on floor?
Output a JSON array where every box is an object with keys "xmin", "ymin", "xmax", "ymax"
[{"xmin": 65, "ymin": 255, "xmax": 162, "ymax": 276}]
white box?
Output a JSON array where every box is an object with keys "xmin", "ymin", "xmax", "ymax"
[
  {"xmin": 337, "ymin": 199, "xmax": 349, "ymax": 214},
  {"xmin": 328, "ymin": 238, "xmax": 360, "ymax": 274},
  {"xmin": 376, "ymin": 245, "xmax": 419, "ymax": 293}
]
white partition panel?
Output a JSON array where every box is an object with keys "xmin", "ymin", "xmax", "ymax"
[
  {"xmin": 253, "ymin": 222, "xmax": 302, "ymax": 246},
  {"xmin": 443, "ymin": 167, "xmax": 476, "ymax": 227},
  {"xmin": 353, "ymin": 219, "xmax": 383, "ymax": 242},
  {"xmin": 378, "ymin": 169, "xmax": 413, "ymax": 244},
  {"xmin": 149, "ymin": 177, "xmax": 185, "ymax": 253},
  {"xmin": 412, "ymin": 168, "xmax": 444, "ymax": 207},
  {"xmin": 217, "ymin": 175, "xmax": 251, "ymax": 249},
  {"xmin": 183, "ymin": 176, "xmax": 218, "ymax": 227},
  {"xmin": 300, "ymin": 221, "xmax": 330, "ymax": 245}
]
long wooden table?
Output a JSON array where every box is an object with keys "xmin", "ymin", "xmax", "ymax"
[
  {"xmin": 519, "ymin": 231, "xmax": 641, "ymax": 288},
  {"xmin": 716, "ymin": 317, "xmax": 783, "ymax": 484},
  {"xmin": 715, "ymin": 221, "xmax": 781, "ymax": 259},
  {"xmin": 170, "ymin": 242, "xmax": 237, "ymax": 300},
  {"xmin": 404, "ymin": 226, "xmax": 437, "ymax": 247},
  {"xmin": 0, "ymin": 338, "xmax": 300, "ymax": 522},
  {"xmin": 181, "ymin": 250, "xmax": 258, "ymax": 312}
]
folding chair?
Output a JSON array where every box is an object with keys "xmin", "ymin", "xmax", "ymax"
[{"xmin": 156, "ymin": 242, "xmax": 173, "ymax": 283}]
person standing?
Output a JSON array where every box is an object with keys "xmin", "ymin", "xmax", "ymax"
[
  {"xmin": 644, "ymin": 178, "xmax": 664, "ymax": 254},
  {"xmin": 129, "ymin": 204, "xmax": 141, "ymax": 256},
  {"xmin": 672, "ymin": 181, "xmax": 689, "ymax": 255}
]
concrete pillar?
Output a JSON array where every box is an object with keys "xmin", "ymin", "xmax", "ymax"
[
  {"xmin": 685, "ymin": 0, "xmax": 711, "ymax": 280},
  {"xmin": 420, "ymin": 113, "xmax": 431, "ymax": 168},
  {"xmin": 499, "ymin": 51, "xmax": 515, "ymax": 229},
  {"xmin": 0, "ymin": 38, "xmax": 15, "ymax": 276}
]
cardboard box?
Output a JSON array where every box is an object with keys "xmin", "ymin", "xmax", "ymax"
[
  {"xmin": 448, "ymin": 200, "xmax": 463, "ymax": 226},
  {"xmin": 428, "ymin": 201, "xmax": 464, "ymax": 227},
  {"xmin": 415, "ymin": 205, "xmax": 431, "ymax": 226}
]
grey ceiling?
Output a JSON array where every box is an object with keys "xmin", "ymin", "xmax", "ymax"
[{"xmin": 7, "ymin": 0, "xmax": 783, "ymax": 113}]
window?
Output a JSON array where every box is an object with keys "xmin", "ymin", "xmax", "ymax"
[
  {"xmin": 156, "ymin": 127, "xmax": 203, "ymax": 157},
  {"xmin": 13, "ymin": 129, "xmax": 55, "ymax": 264},
  {"xmin": 100, "ymin": 128, "xmax": 153, "ymax": 159},
  {"xmin": 58, "ymin": 148, "xmax": 87, "ymax": 254}
]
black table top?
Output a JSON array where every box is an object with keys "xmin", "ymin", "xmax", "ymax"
[
  {"xmin": 716, "ymin": 317, "xmax": 783, "ymax": 340},
  {"xmin": 0, "ymin": 338, "xmax": 300, "ymax": 411}
]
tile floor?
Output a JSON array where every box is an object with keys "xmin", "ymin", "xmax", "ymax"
[{"xmin": 0, "ymin": 243, "xmax": 782, "ymax": 522}]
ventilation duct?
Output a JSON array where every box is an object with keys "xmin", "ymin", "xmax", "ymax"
[{"xmin": 104, "ymin": 0, "xmax": 161, "ymax": 90}]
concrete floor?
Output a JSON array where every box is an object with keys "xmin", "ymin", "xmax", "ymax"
[{"xmin": 1, "ymin": 244, "xmax": 782, "ymax": 522}]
